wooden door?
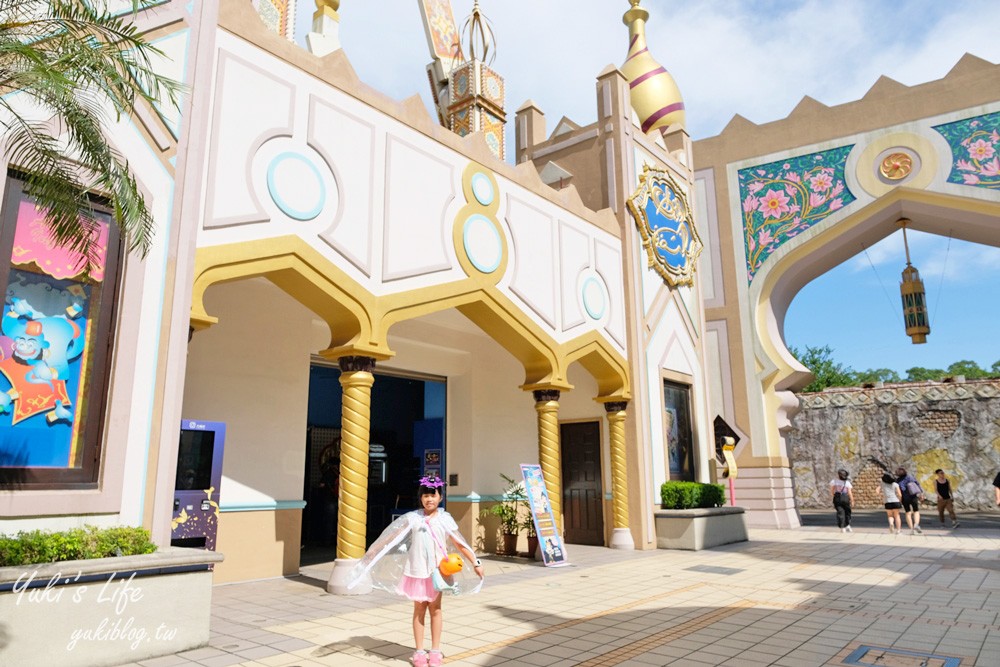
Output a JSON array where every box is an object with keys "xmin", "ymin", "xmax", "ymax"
[{"xmin": 560, "ymin": 421, "xmax": 604, "ymax": 545}]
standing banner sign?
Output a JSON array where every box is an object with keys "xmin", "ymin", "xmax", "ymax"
[{"xmin": 520, "ymin": 464, "xmax": 569, "ymax": 567}]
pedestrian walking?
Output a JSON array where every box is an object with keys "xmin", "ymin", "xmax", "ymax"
[
  {"xmin": 994, "ymin": 471, "xmax": 1000, "ymax": 507},
  {"xmin": 879, "ymin": 472, "xmax": 903, "ymax": 535},
  {"xmin": 896, "ymin": 467, "xmax": 924, "ymax": 534},
  {"xmin": 347, "ymin": 476, "xmax": 485, "ymax": 667},
  {"xmin": 933, "ymin": 469, "xmax": 959, "ymax": 528},
  {"xmin": 830, "ymin": 468, "xmax": 854, "ymax": 533}
]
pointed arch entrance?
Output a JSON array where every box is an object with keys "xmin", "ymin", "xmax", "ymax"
[
  {"xmin": 745, "ymin": 189, "xmax": 1000, "ymax": 526},
  {"xmin": 185, "ymin": 235, "xmax": 630, "ymax": 584}
]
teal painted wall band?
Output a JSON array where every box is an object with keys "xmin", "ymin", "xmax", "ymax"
[{"xmin": 219, "ymin": 500, "xmax": 307, "ymax": 513}]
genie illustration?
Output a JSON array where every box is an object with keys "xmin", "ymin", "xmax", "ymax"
[{"xmin": 0, "ymin": 290, "xmax": 86, "ymax": 425}]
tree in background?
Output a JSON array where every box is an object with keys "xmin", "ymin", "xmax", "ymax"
[
  {"xmin": 946, "ymin": 360, "xmax": 991, "ymax": 380},
  {"xmin": 792, "ymin": 348, "xmax": 1000, "ymax": 391},
  {"xmin": 789, "ymin": 345, "xmax": 856, "ymax": 392},
  {"xmin": 852, "ymin": 368, "xmax": 901, "ymax": 386},
  {"xmin": 904, "ymin": 367, "xmax": 946, "ymax": 383},
  {"xmin": 0, "ymin": 0, "xmax": 182, "ymax": 274}
]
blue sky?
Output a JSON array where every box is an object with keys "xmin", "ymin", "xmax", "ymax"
[{"xmin": 295, "ymin": 1, "xmax": 1000, "ymax": 375}]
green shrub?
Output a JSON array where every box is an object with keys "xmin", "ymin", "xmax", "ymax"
[
  {"xmin": 660, "ymin": 481, "xmax": 726, "ymax": 509},
  {"xmin": 0, "ymin": 525, "xmax": 156, "ymax": 567}
]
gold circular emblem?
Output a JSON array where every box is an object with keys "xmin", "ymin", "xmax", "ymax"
[{"xmin": 879, "ymin": 152, "xmax": 913, "ymax": 181}]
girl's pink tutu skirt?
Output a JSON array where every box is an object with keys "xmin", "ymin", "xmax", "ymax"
[{"xmin": 397, "ymin": 575, "xmax": 438, "ymax": 601}]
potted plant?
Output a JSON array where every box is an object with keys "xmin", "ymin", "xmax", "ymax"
[
  {"xmin": 654, "ymin": 481, "xmax": 748, "ymax": 550},
  {"xmin": 480, "ymin": 473, "xmax": 524, "ymax": 555}
]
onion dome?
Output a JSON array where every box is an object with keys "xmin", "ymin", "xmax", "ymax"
[
  {"xmin": 460, "ymin": 0, "xmax": 496, "ymax": 65},
  {"xmin": 621, "ymin": 0, "xmax": 685, "ymax": 133}
]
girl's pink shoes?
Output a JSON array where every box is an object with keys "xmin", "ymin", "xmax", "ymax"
[
  {"xmin": 428, "ymin": 650, "xmax": 444, "ymax": 666},
  {"xmin": 411, "ymin": 650, "xmax": 429, "ymax": 667}
]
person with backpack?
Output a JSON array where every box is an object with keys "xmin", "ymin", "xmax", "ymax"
[
  {"xmin": 896, "ymin": 467, "xmax": 924, "ymax": 535},
  {"xmin": 830, "ymin": 468, "xmax": 854, "ymax": 533}
]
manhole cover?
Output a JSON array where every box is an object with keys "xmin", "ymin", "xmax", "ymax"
[
  {"xmin": 683, "ymin": 565, "xmax": 744, "ymax": 576},
  {"xmin": 843, "ymin": 645, "xmax": 962, "ymax": 667}
]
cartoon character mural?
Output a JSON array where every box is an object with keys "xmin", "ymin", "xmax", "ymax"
[{"xmin": 0, "ymin": 270, "xmax": 91, "ymax": 467}]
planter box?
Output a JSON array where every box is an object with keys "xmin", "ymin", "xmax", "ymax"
[
  {"xmin": 0, "ymin": 547, "xmax": 223, "ymax": 667},
  {"xmin": 654, "ymin": 506, "xmax": 749, "ymax": 550}
]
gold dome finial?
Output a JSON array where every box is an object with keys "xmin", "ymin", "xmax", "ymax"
[
  {"xmin": 621, "ymin": 0, "xmax": 685, "ymax": 133},
  {"xmin": 461, "ymin": 0, "xmax": 497, "ymax": 65}
]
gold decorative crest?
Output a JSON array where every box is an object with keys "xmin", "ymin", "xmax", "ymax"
[
  {"xmin": 626, "ymin": 166, "xmax": 703, "ymax": 287},
  {"xmin": 880, "ymin": 152, "xmax": 913, "ymax": 181}
]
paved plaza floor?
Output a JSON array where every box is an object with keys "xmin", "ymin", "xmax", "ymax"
[{"xmin": 117, "ymin": 521, "xmax": 1000, "ymax": 667}]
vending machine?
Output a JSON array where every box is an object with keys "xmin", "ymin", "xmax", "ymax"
[{"xmin": 171, "ymin": 419, "xmax": 226, "ymax": 550}]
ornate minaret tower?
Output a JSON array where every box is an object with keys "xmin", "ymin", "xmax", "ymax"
[
  {"xmin": 620, "ymin": 0, "xmax": 685, "ymax": 133},
  {"xmin": 418, "ymin": 0, "xmax": 507, "ymax": 160}
]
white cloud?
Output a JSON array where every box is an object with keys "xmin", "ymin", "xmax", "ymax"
[{"xmin": 296, "ymin": 1, "xmax": 1000, "ymax": 144}]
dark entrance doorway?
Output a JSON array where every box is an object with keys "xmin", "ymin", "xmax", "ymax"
[
  {"xmin": 301, "ymin": 365, "xmax": 446, "ymax": 563},
  {"xmin": 664, "ymin": 380, "xmax": 695, "ymax": 481},
  {"xmin": 560, "ymin": 420, "xmax": 604, "ymax": 545}
]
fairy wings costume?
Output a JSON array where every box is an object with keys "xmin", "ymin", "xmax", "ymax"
[{"xmin": 346, "ymin": 509, "xmax": 484, "ymax": 596}]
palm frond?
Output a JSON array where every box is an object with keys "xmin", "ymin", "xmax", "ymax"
[{"xmin": 0, "ymin": 0, "xmax": 184, "ymax": 267}]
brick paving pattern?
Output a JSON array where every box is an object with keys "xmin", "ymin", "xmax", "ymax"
[{"xmin": 114, "ymin": 524, "xmax": 1000, "ymax": 666}]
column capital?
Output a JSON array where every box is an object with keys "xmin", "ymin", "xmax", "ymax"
[
  {"xmin": 604, "ymin": 401, "xmax": 629, "ymax": 413},
  {"xmin": 533, "ymin": 389, "xmax": 561, "ymax": 403},
  {"xmin": 338, "ymin": 356, "xmax": 376, "ymax": 373}
]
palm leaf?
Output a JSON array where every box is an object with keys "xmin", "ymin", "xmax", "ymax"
[{"xmin": 0, "ymin": 0, "xmax": 184, "ymax": 275}]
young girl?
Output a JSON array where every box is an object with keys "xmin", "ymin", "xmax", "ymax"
[
  {"xmin": 348, "ymin": 476, "xmax": 484, "ymax": 667},
  {"xmin": 879, "ymin": 472, "xmax": 903, "ymax": 534}
]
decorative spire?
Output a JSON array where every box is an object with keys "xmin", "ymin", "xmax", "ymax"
[
  {"xmin": 621, "ymin": 0, "xmax": 685, "ymax": 133},
  {"xmin": 461, "ymin": 0, "xmax": 497, "ymax": 65},
  {"xmin": 306, "ymin": 0, "xmax": 342, "ymax": 56}
]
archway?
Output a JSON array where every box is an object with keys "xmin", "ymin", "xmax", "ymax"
[
  {"xmin": 186, "ymin": 235, "xmax": 630, "ymax": 582},
  {"xmin": 746, "ymin": 190, "xmax": 1000, "ymax": 525}
]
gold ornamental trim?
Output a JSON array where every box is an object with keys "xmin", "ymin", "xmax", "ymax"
[{"xmin": 626, "ymin": 166, "xmax": 703, "ymax": 287}]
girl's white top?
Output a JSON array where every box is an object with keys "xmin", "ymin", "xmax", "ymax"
[{"xmin": 881, "ymin": 481, "xmax": 901, "ymax": 504}]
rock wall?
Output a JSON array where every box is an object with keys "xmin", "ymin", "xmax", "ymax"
[{"xmin": 788, "ymin": 379, "xmax": 1000, "ymax": 510}]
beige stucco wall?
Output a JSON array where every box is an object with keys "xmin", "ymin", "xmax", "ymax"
[
  {"xmin": 183, "ymin": 279, "xmax": 321, "ymax": 506},
  {"xmin": 213, "ymin": 508, "xmax": 302, "ymax": 583}
]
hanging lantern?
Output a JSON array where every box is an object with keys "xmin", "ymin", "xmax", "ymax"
[{"xmin": 898, "ymin": 218, "xmax": 930, "ymax": 344}]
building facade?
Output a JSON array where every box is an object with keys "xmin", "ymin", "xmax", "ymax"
[{"xmin": 2, "ymin": 0, "xmax": 998, "ymax": 586}]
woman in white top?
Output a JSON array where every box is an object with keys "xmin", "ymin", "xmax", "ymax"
[
  {"xmin": 830, "ymin": 469, "xmax": 854, "ymax": 533},
  {"xmin": 879, "ymin": 472, "xmax": 903, "ymax": 534}
]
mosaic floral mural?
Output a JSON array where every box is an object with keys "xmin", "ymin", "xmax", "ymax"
[
  {"xmin": 933, "ymin": 111, "xmax": 1000, "ymax": 190},
  {"xmin": 738, "ymin": 145, "xmax": 856, "ymax": 283}
]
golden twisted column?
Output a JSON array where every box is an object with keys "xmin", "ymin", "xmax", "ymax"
[
  {"xmin": 605, "ymin": 401, "xmax": 630, "ymax": 530},
  {"xmin": 336, "ymin": 356, "xmax": 376, "ymax": 559},
  {"xmin": 533, "ymin": 389, "xmax": 562, "ymax": 533}
]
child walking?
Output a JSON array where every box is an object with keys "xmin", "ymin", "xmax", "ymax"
[
  {"xmin": 879, "ymin": 472, "xmax": 903, "ymax": 535},
  {"xmin": 348, "ymin": 476, "xmax": 484, "ymax": 666}
]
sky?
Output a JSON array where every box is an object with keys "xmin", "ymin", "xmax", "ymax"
[{"xmin": 294, "ymin": 1, "xmax": 1000, "ymax": 376}]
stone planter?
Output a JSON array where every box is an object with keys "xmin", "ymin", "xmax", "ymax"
[
  {"xmin": 0, "ymin": 547, "xmax": 223, "ymax": 667},
  {"xmin": 654, "ymin": 506, "xmax": 749, "ymax": 550}
]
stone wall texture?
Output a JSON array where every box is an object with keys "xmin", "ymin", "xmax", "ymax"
[{"xmin": 788, "ymin": 379, "xmax": 1000, "ymax": 510}]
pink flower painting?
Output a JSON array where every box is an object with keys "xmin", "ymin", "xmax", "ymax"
[
  {"xmin": 967, "ymin": 139, "xmax": 996, "ymax": 161},
  {"xmin": 935, "ymin": 111, "xmax": 1000, "ymax": 191},
  {"xmin": 738, "ymin": 144, "xmax": 857, "ymax": 282},
  {"xmin": 809, "ymin": 172, "xmax": 833, "ymax": 191},
  {"xmin": 757, "ymin": 189, "xmax": 791, "ymax": 220}
]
